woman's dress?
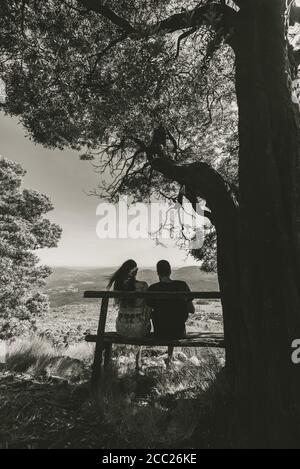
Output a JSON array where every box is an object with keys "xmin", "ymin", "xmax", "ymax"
[{"xmin": 115, "ymin": 281, "xmax": 151, "ymax": 338}]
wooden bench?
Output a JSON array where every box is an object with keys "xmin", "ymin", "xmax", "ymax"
[{"xmin": 84, "ymin": 290, "xmax": 224, "ymax": 392}]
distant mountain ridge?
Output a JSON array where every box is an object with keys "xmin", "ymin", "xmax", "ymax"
[{"xmin": 45, "ymin": 266, "xmax": 219, "ymax": 307}]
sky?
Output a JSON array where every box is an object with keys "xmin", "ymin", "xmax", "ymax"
[{"xmin": 0, "ymin": 113, "xmax": 198, "ymax": 268}]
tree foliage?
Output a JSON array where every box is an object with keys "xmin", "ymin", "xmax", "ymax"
[
  {"xmin": 0, "ymin": 157, "xmax": 62, "ymax": 339},
  {"xmin": 0, "ymin": 0, "xmax": 241, "ymax": 270}
]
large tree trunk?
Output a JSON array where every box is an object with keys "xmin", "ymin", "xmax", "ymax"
[
  {"xmin": 151, "ymin": 158, "xmax": 242, "ymax": 385},
  {"xmin": 184, "ymin": 163, "xmax": 242, "ymax": 385},
  {"xmin": 234, "ymin": 0, "xmax": 300, "ymax": 448}
]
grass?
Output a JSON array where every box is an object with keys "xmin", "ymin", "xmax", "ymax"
[
  {"xmin": 4, "ymin": 337, "xmax": 92, "ymax": 381},
  {"xmin": 0, "ymin": 336, "xmax": 231, "ymax": 448}
]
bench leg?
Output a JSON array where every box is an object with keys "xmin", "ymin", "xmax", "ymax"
[
  {"xmin": 167, "ymin": 346, "xmax": 174, "ymax": 368},
  {"xmin": 91, "ymin": 346, "xmax": 104, "ymax": 394},
  {"xmin": 91, "ymin": 344, "xmax": 112, "ymax": 395},
  {"xmin": 135, "ymin": 346, "xmax": 142, "ymax": 373},
  {"xmin": 104, "ymin": 343, "xmax": 112, "ymax": 370},
  {"xmin": 91, "ymin": 297, "xmax": 109, "ymax": 396}
]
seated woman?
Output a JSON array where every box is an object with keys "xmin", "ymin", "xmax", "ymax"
[{"xmin": 107, "ymin": 259, "xmax": 151, "ymax": 339}]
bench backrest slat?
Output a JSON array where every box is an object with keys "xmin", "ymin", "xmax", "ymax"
[{"xmin": 84, "ymin": 291, "xmax": 221, "ymax": 300}]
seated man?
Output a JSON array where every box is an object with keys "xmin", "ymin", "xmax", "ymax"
[{"xmin": 147, "ymin": 260, "xmax": 195, "ymax": 339}]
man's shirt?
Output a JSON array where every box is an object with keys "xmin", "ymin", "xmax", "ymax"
[{"xmin": 147, "ymin": 280, "xmax": 191, "ymax": 339}]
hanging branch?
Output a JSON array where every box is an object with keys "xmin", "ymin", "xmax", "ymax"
[{"xmin": 175, "ymin": 28, "xmax": 197, "ymax": 58}]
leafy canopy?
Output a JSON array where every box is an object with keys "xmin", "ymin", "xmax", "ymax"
[
  {"xmin": 0, "ymin": 1, "xmax": 241, "ymax": 271},
  {"xmin": 0, "ymin": 0, "xmax": 238, "ymax": 200}
]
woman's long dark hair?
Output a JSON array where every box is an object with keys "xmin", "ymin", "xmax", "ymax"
[{"xmin": 107, "ymin": 259, "xmax": 138, "ymax": 307}]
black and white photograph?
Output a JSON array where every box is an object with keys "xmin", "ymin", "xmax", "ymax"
[{"xmin": 1, "ymin": 0, "xmax": 300, "ymax": 451}]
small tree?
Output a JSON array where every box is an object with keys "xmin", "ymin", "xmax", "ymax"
[{"xmin": 0, "ymin": 157, "xmax": 62, "ymax": 339}]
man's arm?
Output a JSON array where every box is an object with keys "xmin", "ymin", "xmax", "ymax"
[
  {"xmin": 187, "ymin": 300, "xmax": 195, "ymax": 315},
  {"xmin": 184, "ymin": 283, "xmax": 195, "ymax": 317}
]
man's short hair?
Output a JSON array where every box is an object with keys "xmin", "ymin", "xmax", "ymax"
[{"xmin": 157, "ymin": 260, "xmax": 171, "ymax": 277}]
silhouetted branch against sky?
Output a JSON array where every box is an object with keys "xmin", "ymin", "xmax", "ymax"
[{"xmin": 78, "ymin": 0, "xmax": 237, "ymax": 38}]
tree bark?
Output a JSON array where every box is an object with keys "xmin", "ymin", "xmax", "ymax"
[{"xmin": 234, "ymin": 0, "xmax": 300, "ymax": 448}]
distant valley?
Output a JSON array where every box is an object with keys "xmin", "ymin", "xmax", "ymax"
[{"xmin": 45, "ymin": 266, "xmax": 219, "ymax": 307}]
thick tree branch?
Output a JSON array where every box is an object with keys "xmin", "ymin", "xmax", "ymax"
[
  {"xmin": 78, "ymin": 0, "xmax": 137, "ymax": 34},
  {"xmin": 144, "ymin": 123, "xmax": 238, "ymax": 222},
  {"xmin": 147, "ymin": 2, "xmax": 237, "ymax": 36},
  {"xmin": 78, "ymin": 1, "xmax": 237, "ymax": 40},
  {"xmin": 179, "ymin": 185, "xmax": 215, "ymax": 225},
  {"xmin": 95, "ymin": 127, "xmax": 238, "ymax": 226}
]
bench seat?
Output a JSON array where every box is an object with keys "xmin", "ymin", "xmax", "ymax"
[
  {"xmin": 83, "ymin": 290, "xmax": 223, "ymax": 392},
  {"xmin": 85, "ymin": 331, "xmax": 224, "ymax": 348}
]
